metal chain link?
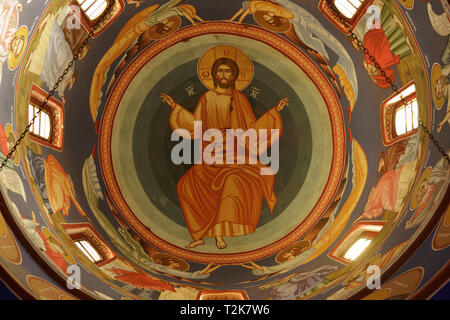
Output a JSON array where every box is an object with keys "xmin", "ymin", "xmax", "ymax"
[
  {"xmin": 1, "ymin": 2, "xmax": 448, "ymax": 171},
  {"xmin": 324, "ymin": 1, "xmax": 449, "ymax": 164},
  {"xmin": 0, "ymin": 9, "xmax": 111, "ymax": 172}
]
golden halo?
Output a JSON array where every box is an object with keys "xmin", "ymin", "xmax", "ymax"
[
  {"xmin": 275, "ymin": 239, "xmax": 311, "ymax": 263},
  {"xmin": 197, "ymin": 45, "xmax": 254, "ymax": 91},
  {"xmin": 253, "ymin": 11, "xmax": 292, "ymax": 33},
  {"xmin": 147, "ymin": 15, "xmax": 181, "ymax": 40},
  {"xmin": 8, "ymin": 26, "xmax": 28, "ymax": 70},
  {"xmin": 4, "ymin": 124, "xmax": 19, "ymax": 166},
  {"xmin": 41, "ymin": 227, "xmax": 76, "ymax": 265},
  {"xmin": 151, "ymin": 253, "xmax": 189, "ymax": 272},
  {"xmin": 410, "ymin": 167, "xmax": 433, "ymax": 211},
  {"xmin": 431, "ymin": 63, "xmax": 445, "ymax": 110}
]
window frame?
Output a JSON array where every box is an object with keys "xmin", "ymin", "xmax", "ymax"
[
  {"xmin": 74, "ymin": 0, "xmax": 110, "ymax": 23},
  {"xmin": 318, "ymin": 0, "xmax": 374, "ymax": 34},
  {"xmin": 62, "ymin": 223, "xmax": 116, "ymax": 267},
  {"xmin": 391, "ymin": 93, "xmax": 418, "ymax": 138},
  {"xmin": 380, "ymin": 81, "xmax": 418, "ymax": 146},
  {"xmin": 71, "ymin": 0, "xmax": 124, "ymax": 38},
  {"xmin": 28, "ymin": 84, "xmax": 64, "ymax": 151},
  {"xmin": 328, "ymin": 221, "xmax": 385, "ymax": 265},
  {"xmin": 28, "ymin": 103, "xmax": 53, "ymax": 142}
]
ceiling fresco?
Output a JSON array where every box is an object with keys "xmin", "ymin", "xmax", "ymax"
[{"xmin": 0, "ymin": 0, "xmax": 448, "ymax": 300}]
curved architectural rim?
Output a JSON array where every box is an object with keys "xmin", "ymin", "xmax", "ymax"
[{"xmin": 98, "ymin": 22, "xmax": 346, "ymax": 264}]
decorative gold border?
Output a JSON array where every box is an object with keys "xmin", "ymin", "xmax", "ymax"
[{"xmin": 98, "ymin": 22, "xmax": 346, "ymax": 264}]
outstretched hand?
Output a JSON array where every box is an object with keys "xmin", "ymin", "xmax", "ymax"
[
  {"xmin": 276, "ymin": 97, "xmax": 289, "ymax": 112},
  {"xmin": 160, "ymin": 93, "xmax": 177, "ymax": 109}
]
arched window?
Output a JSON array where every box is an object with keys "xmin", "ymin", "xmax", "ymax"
[
  {"xmin": 381, "ymin": 81, "xmax": 418, "ymax": 145},
  {"xmin": 75, "ymin": 0, "xmax": 109, "ymax": 21},
  {"xmin": 74, "ymin": 239, "xmax": 104, "ymax": 263},
  {"xmin": 62, "ymin": 223, "xmax": 116, "ymax": 266},
  {"xmin": 394, "ymin": 96, "xmax": 418, "ymax": 137},
  {"xmin": 28, "ymin": 104, "xmax": 51, "ymax": 141},
  {"xmin": 319, "ymin": 0, "xmax": 374, "ymax": 34},
  {"xmin": 28, "ymin": 84, "xmax": 64, "ymax": 151},
  {"xmin": 329, "ymin": 221, "xmax": 385, "ymax": 264},
  {"xmin": 334, "ymin": 0, "xmax": 364, "ymax": 19},
  {"xmin": 72, "ymin": 0, "xmax": 124, "ymax": 37}
]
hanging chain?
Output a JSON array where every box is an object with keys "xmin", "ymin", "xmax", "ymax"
[
  {"xmin": 0, "ymin": 3, "xmax": 448, "ymax": 171},
  {"xmin": 324, "ymin": 1, "xmax": 449, "ymax": 164},
  {"xmin": 0, "ymin": 8, "xmax": 115, "ymax": 173}
]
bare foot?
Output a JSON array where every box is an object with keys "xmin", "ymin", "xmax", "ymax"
[
  {"xmin": 215, "ymin": 236, "xmax": 227, "ymax": 249},
  {"xmin": 185, "ymin": 240, "xmax": 205, "ymax": 248}
]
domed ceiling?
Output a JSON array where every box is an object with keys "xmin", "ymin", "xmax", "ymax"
[{"xmin": 0, "ymin": 0, "xmax": 448, "ymax": 300}]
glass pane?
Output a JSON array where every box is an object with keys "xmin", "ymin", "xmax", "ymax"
[
  {"xmin": 80, "ymin": 0, "xmax": 95, "ymax": 11},
  {"xmin": 80, "ymin": 240, "xmax": 102, "ymax": 262},
  {"xmin": 412, "ymin": 99, "xmax": 418, "ymax": 129},
  {"xmin": 405, "ymin": 103, "xmax": 413, "ymax": 132},
  {"xmin": 344, "ymin": 238, "xmax": 372, "ymax": 261},
  {"xmin": 395, "ymin": 107, "xmax": 407, "ymax": 136},
  {"xmin": 348, "ymin": 0, "xmax": 363, "ymax": 9},
  {"xmin": 75, "ymin": 0, "xmax": 86, "ymax": 5},
  {"xmin": 86, "ymin": 0, "xmax": 107, "ymax": 20},
  {"xmin": 28, "ymin": 104, "xmax": 34, "ymax": 133},
  {"xmin": 90, "ymin": 2, "xmax": 108, "ymax": 20},
  {"xmin": 33, "ymin": 107, "xmax": 40, "ymax": 135},
  {"xmin": 75, "ymin": 241, "xmax": 95, "ymax": 263},
  {"xmin": 334, "ymin": 0, "xmax": 357, "ymax": 18},
  {"xmin": 41, "ymin": 112, "xmax": 51, "ymax": 140}
]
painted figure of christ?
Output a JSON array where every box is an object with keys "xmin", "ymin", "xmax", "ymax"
[{"xmin": 161, "ymin": 57, "xmax": 289, "ymax": 249}]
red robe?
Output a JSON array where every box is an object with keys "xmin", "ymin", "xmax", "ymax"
[
  {"xmin": 35, "ymin": 229, "xmax": 69, "ymax": 274},
  {"xmin": 170, "ymin": 89, "xmax": 282, "ymax": 241},
  {"xmin": 364, "ymin": 28, "xmax": 401, "ymax": 88}
]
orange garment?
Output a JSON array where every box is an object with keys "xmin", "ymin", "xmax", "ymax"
[
  {"xmin": 35, "ymin": 229, "xmax": 68, "ymax": 274},
  {"xmin": 110, "ymin": 268, "xmax": 175, "ymax": 292},
  {"xmin": 364, "ymin": 28, "xmax": 400, "ymax": 89},
  {"xmin": 43, "ymin": 154, "xmax": 86, "ymax": 216},
  {"xmin": 169, "ymin": 89, "xmax": 282, "ymax": 241}
]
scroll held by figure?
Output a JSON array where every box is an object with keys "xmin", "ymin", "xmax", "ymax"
[{"xmin": 160, "ymin": 45, "xmax": 289, "ymax": 250}]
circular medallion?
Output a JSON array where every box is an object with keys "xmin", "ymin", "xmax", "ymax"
[
  {"xmin": 431, "ymin": 63, "xmax": 445, "ymax": 110},
  {"xmin": 8, "ymin": 26, "xmax": 28, "ymax": 70},
  {"xmin": 147, "ymin": 15, "xmax": 181, "ymax": 40},
  {"xmin": 99, "ymin": 22, "xmax": 345, "ymax": 264},
  {"xmin": 410, "ymin": 167, "xmax": 433, "ymax": 211},
  {"xmin": 152, "ymin": 253, "xmax": 189, "ymax": 272},
  {"xmin": 253, "ymin": 11, "xmax": 292, "ymax": 33}
]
